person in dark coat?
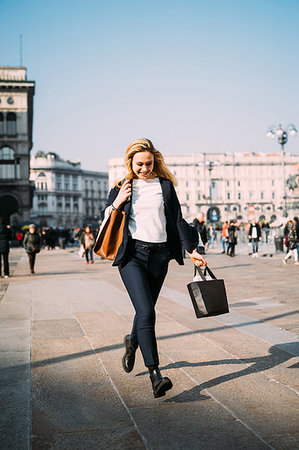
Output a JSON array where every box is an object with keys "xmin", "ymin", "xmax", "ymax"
[
  {"xmin": 192, "ymin": 213, "xmax": 207, "ymax": 254},
  {"xmin": 23, "ymin": 224, "xmax": 41, "ymax": 274},
  {"xmin": 248, "ymin": 219, "xmax": 262, "ymax": 257},
  {"xmin": 227, "ymin": 221, "xmax": 237, "ymax": 257},
  {"xmin": 0, "ymin": 216, "xmax": 12, "ymax": 278},
  {"xmin": 101, "ymin": 138, "xmax": 206, "ymax": 399},
  {"xmin": 294, "ymin": 216, "xmax": 299, "ymax": 262},
  {"xmin": 262, "ymin": 220, "xmax": 270, "ymax": 243}
]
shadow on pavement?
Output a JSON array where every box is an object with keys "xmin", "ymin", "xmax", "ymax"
[
  {"xmin": 21, "ymin": 309, "xmax": 297, "ymax": 370},
  {"xmin": 2, "ymin": 312, "xmax": 297, "ymax": 380},
  {"xmin": 162, "ymin": 342, "xmax": 298, "ymax": 403}
]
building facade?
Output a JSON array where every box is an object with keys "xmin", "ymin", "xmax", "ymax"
[
  {"xmin": 0, "ymin": 66, "xmax": 35, "ymax": 225},
  {"xmin": 30, "ymin": 152, "xmax": 108, "ymax": 228},
  {"xmin": 109, "ymin": 152, "xmax": 299, "ymax": 223},
  {"xmin": 82, "ymin": 170, "xmax": 109, "ymax": 226}
]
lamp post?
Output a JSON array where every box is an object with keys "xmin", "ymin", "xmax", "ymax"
[
  {"xmin": 207, "ymin": 161, "xmax": 214, "ymax": 205},
  {"xmin": 203, "ymin": 159, "xmax": 220, "ymax": 222},
  {"xmin": 266, "ymin": 124, "xmax": 297, "ymax": 217}
]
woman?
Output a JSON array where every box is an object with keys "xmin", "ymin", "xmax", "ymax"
[
  {"xmin": 227, "ymin": 220, "xmax": 237, "ymax": 257},
  {"xmin": 80, "ymin": 226, "xmax": 95, "ymax": 264},
  {"xmin": 23, "ymin": 224, "xmax": 41, "ymax": 274},
  {"xmin": 103, "ymin": 138, "xmax": 206, "ymax": 398}
]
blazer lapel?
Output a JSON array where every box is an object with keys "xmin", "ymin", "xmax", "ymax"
[{"xmin": 159, "ymin": 177, "xmax": 171, "ymax": 212}]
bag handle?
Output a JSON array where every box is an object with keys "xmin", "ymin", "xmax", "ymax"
[{"xmin": 193, "ymin": 264, "xmax": 217, "ymax": 281}]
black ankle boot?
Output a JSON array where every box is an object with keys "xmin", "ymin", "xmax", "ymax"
[
  {"xmin": 122, "ymin": 335, "xmax": 138, "ymax": 373},
  {"xmin": 149, "ymin": 368, "xmax": 173, "ymax": 398}
]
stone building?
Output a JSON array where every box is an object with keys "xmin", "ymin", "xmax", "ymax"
[
  {"xmin": 30, "ymin": 152, "xmax": 108, "ymax": 228},
  {"xmin": 109, "ymin": 151, "xmax": 299, "ymax": 223},
  {"xmin": 82, "ymin": 170, "xmax": 109, "ymax": 227},
  {"xmin": 0, "ymin": 67, "xmax": 35, "ymax": 225}
]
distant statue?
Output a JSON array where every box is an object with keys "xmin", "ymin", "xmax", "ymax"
[{"xmin": 286, "ymin": 175, "xmax": 298, "ymax": 191}]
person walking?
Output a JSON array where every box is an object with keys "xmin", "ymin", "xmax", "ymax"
[
  {"xmin": 0, "ymin": 217, "xmax": 12, "ymax": 278},
  {"xmin": 80, "ymin": 226, "xmax": 95, "ymax": 264},
  {"xmin": 221, "ymin": 221, "xmax": 229, "ymax": 254},
  {"xmin": 15, "ymin": 230, "xmax": 24, "ymax": 247},
  {"xmin": 262, "ymin": 220, "xmax": 270, "ymax": 244},
  {"xmin": 192, "ymin": 212, "xmax": 207, "ymax": 254},
  {"xmin": 102, "ymin": 138, "xmax": 206, "ymax": 398},
  {"xmin": 294, "ymin": 216, "xmax": 299, "ymax": 263},
  {"xmin": 248, "ymin": 219, "xmax": 262, "ymax": 258},
  {"xmin": 282, "ymin": 223, "xmax": 298, "ymax": 265},
  {"xmin": 227, "ymin": 220, "xmax": 237, "ymax": 257},
  {"xmin": 23, "ymin": 224, "xmax": 41, "ymax": 274},
  {"xmin": 283, "ymin": 220, "xmax": 293, "ymax": 254},
  {"xmin": 207, "ymin": 223, "xmax": 215, "ymax": 249}
]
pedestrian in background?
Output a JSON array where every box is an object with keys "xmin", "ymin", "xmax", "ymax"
[
  {"xmin": 23, "ymin": 224, "xmax": 41, "ymax": 274},
  {"xmin": 15, "ymin": 230, "xmax": 24, "ymax": 247},
  {"xmin": 284, "ymin": 220, "xmax": 293, "ymax": 254},
  {"xmin": 207, "ymin": 223, "xmax": 215, "ymax": 249},
  {"xmin": 80, "ymin": 226, "xmax": 95, "ymax": 264},
  {"xmin": 221, "ymin": 221, "xmax": 229, "ymax": 254},
  {"xmin": 227, "ymin": 220, "xmax": 237, "ymax": 257},
  {"xmin": 0, "ymin": 216, "xmax": 12, "ymax": 278},
  {"xmin": 294, "ymin": 216, "xmax": 299, "ymax": 261},
  {"xmin": 262, "ymin": 220, "xmax": 270, "ymax": 243},
  {"xmin": 103, "ymin": 138, "xmax": 206, "ymax": 398},
  {"xmin": 248, "ymin": 219, "xmax": 262, "ymax": 258},
  {"xmin": 282, "ymin": 223, "xmax": 298, "ymax": 265},
  {"xmin": 192, "ymin": 212, "xmax": 207, "ymax": 254}
]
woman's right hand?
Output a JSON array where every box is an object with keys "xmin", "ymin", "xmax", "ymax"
[{"xmin": 112, "ymin": 179, "xmax": 131, "ymax": 209}]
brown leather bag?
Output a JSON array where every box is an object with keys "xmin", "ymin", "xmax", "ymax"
[{"xmin": 93, "ymin": 208, "xmax": 125, "ymax": 260}]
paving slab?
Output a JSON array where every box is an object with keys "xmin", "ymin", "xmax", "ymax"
[{"xmin": 0, "ymin": 247, "xmax": 298, "ymax": 449}]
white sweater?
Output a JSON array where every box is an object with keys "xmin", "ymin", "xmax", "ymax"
[{"xmin": 128, "ymin": 178, "xmax": 167, "ymax": 243}]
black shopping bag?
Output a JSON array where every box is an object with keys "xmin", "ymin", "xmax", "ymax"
[{"xmin": 187, "ymin": 265, "xmax": 229, "ymax": 318}]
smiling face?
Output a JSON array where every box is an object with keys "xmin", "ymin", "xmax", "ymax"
[{"xmin": 132, "ymin": 151, "xmax": 154, "ymax": 180}]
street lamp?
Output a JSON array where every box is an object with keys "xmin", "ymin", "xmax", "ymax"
[
  {"xmin": 204, "ymin": 160, "xmax": 220, "ymax": 204},
  {"xmin": 266, "ymin": 123, "xmax": 297, "ymax": 217}
]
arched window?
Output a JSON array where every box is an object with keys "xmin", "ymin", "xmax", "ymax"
[
  {"xmin": 0, "ymin": 113, "xmax": 4, "ymax": 135},
  {"xmin": 7, "ymin": 113, "xmax": 17, "ymax": 135},
  {"xmin": 0, "ymin": 147, "xmax": 20, "ymax": 179}
]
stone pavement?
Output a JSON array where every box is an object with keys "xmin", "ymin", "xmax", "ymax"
[{"xmin": 0, "ymin": 247, "xmax": 298, "ymax": 450}]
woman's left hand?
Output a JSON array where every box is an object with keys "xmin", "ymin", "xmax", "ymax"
[{"xmin": 189, "ymin": 249, "xmax": 207, "ymax": 267}]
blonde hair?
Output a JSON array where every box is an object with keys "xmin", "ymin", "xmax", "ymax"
[{"xmin": 114, "ymin": 138, "xmax": 177, "ymax": 188}]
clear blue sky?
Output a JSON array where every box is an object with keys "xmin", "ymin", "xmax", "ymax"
[{"xmin": 1, "ymin": 0, "xmax": 298, "ymax": 171}]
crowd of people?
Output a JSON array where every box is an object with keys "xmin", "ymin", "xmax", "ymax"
[
  {"xmin": 0, "ymin": 222, "xmax": 99, "ymax": 277},
  {"xmin": 0, "ymin": 214, "xmax": 298, "ymax": 278},
  {"xmin": 192, "ymin": 214, "xmax": 299, "ymax": 264}
]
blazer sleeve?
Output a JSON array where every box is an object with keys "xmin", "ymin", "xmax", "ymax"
[
  {"xmin": 169, "ymin": 181, "xmax": 200, "ymax": 253},
  {"xmin": 101, "ymin": 187, "xmax": 119, "ymax": 220}
]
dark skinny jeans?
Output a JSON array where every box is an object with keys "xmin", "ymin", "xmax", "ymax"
[
  {"xmin": 28, "ymin": 252, "xmax": 36, "ymax": 271},
  {"xmin": 119, "ymin": 240, "xmax": 170, "ymax": 367},
  {"xmin": 227, "ymin": 243, "xmax": 235, "ymax": 256}
]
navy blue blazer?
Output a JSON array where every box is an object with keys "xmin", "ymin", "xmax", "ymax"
[{"xmin": 104, "ymin": 177, "xmax": 199, "ymax": 266}]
